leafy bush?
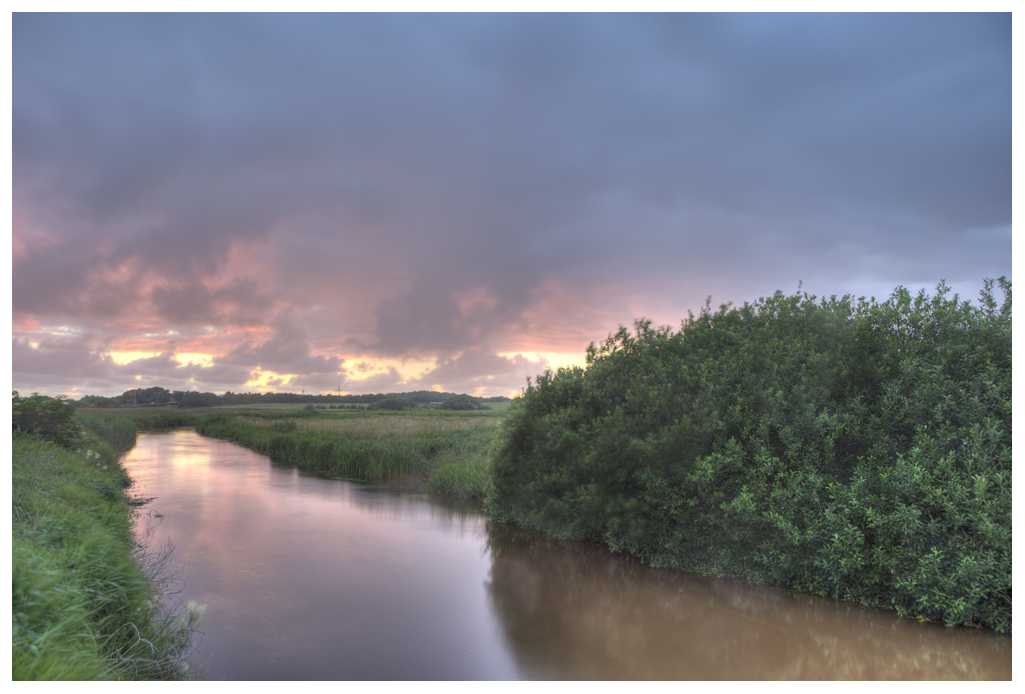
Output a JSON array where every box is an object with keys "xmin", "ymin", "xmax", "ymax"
[
  {"xmin": 13, "ymin": 391, "xmax": 83, "ymax": 447},
  {"xmin": 487, "ymin": 279, "xmax": 1011, "ymax": 632}
]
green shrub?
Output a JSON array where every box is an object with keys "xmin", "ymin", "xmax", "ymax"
[
  {"xmin": 487, "ymin": 279, "xmax": 1011, "ymax": 632},
  {"xmin": 13, "ymin": 391, "xmax": 83, "ymax": 447}
]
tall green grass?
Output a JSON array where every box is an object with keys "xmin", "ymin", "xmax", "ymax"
[
  {"xmin": 72, "ymin": 410, "xmax": 202, "ymax": 461},
  {"xmin": 421, "ymin": 424, "xmax": 498, "ymax": 498},
  {"xmin": 12, "ymin": 432, "xmax": 202, "ymax": 679},
  {"xmin": 77, "ymin": 413, "xmax": 138, "ymax": 450},
  {"xmin": 195, "ymin": 412, "xmax": 501, "ymax": 498},
  {"xmin": 77, "ymin": 410, "xmax": 201, "ymax": 430}
]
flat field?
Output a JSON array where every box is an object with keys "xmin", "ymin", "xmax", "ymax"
[{"xmin": 193, "ymin": 408, "xmax": 507, "ymax": 499}]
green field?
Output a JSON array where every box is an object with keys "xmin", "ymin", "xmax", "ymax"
[{"xmin": 193, "ymin": 409, "xmax": 506, "ymax": 499}]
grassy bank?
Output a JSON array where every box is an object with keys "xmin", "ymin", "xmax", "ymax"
[
  {"xmin": 194, "ymin": 411, "xmax": 502, "ymax": 498},
  {"xmin": 487, "ymin": 280, "xmax": 1012, "ymax": 632},
  {"xmin": 12, "ymin": 427, "xmax": 203, "ymax": 679},
  {"xmin": 77, "ymin": 409, "xmax": 201, "ymax": 433}
]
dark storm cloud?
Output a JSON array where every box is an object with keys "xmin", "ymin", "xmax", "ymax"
[
  {"xmin": 150, "ymin": 277, "xmax": 274, "ymax": 326},
  {"xmin": 12, "ymin": 13, "xmax": 1011, "ymax": 395}
]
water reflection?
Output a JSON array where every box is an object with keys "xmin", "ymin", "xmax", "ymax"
[
  {"xmin": 124, "ymin": 429, "xmax": 1010, "ymax": 681},
  {"xmin": 126, "ymin": 430, "xmax": 514, "ymax": 680},
  {"xmin": 483, "ymin": 523, "xmax": 1011, "ymax": 680}
]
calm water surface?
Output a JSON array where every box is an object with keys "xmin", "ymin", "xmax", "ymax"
[{"xmin": 122, "ymin": 429, "xmax": 1011, "ymax": 680}]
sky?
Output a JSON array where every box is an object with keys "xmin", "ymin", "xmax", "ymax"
[{"xmin": 10, "ymin": 12, "xmax": 1012, "ymax": 399}]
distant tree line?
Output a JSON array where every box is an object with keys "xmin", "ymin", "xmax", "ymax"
[
  {"xmin": 74, "ymin": 387, "xmax": 509, "ymax": 409},
  {"xmin": 76, "ymin": 386, "xmax": 181, "ymax": 408}
]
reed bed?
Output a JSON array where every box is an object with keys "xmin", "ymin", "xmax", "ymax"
[
  {"xmin": 194, "ymin": 413, "xmax": 502, "ymax": 497},
  {"xmin": 77, "ymin": 413, "xmax": 139, "ymax": 450},
  {"xmin": 113, "ymin": 411, "xmax": 201, "ymax": 430},
  {"xmin": 419, "ymin": 424, "xmax": 497, "ymax": 499},
  {"xmin": 74, "ymin": 411, "xmax": 202, "ymax": 456},
  {"xmin": 75, "ymin": 410, "xmax": 201, "ymax": 432},
  {"xmin": 302, "ymin": 414, "xmax": 496, "ymax": 436}
]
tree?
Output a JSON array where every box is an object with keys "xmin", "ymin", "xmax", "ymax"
[
  {"xmin": 367, "ymin": 397, "xmax": 416, "ymax": 411},
  {"xmin": 176, "ymin": 391, "xmax": 220, "ymax": 408},
  {"xmin": 441, "ymin": 395, "xmax": 489, "ymax": 411}
]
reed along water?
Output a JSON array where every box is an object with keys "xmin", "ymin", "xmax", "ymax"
[{"xmin": 123, "ymin": 429, "xmax": 1011, "ymax": 680}]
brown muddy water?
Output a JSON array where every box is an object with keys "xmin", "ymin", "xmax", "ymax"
[{"xmin": 122, "ymin": 429, "xmax": 1011, "ymax": 680}]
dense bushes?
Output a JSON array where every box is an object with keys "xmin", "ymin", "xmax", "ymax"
[
  {"xmin": 13, "ymin": 391, "xmax": 82, "ymax": 447},
  {"xmin": 487, "ymin": 279, "xmax": 1011, "ymax": 632}
]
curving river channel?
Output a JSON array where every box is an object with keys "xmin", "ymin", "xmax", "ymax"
[{"xmin": 122, "ymin": 428, "xmax": 1011, "ymax": 680}]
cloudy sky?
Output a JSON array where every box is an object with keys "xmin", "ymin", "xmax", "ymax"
[{"xmin": 11, "ymin": 12, "xmax": 1011, "ymax": 398}]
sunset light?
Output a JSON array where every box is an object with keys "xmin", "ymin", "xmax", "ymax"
[
  {"xmin": 109, "ymin": 351, "xmax": 162, "ymax": 365},
  {"xmin": 11, "ymin": 12, "xmax": 1011, "ymax": 683},
  {"xmin": 11, "ymin": 12, "xmax": 1010, "ymax": 402},
  {"xmin": 243, "ymin": 369, "xmax": 297, "ymax": 390},
  {"xmin": 174, "ymin": 353, "xmax": 215, "ymax": 368}
]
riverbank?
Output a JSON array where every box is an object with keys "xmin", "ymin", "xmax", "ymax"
[
  {"xmin": 12, "ymin": 413, "xmax": 203, "ymax": 680},
  {"xmin": 119, "ymin": 428, "xmax": 1012, "ymax": 680},
  {"xmin": 66, "ymin": 277, "xmax": 1011, "ymax": 640},
  {"xmin": 193, "ymin": 410, "xmax": 500, "ymax": 499}
]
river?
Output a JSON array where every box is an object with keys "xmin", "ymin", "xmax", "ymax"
[{"xmin": 122, "ymin": 428, "xmax": 1011, "ymax": 680}]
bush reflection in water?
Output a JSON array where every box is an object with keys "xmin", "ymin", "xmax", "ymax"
[{"xmin": 483, "ymin": 522, "xmax": 1011, "ymax": 680}]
